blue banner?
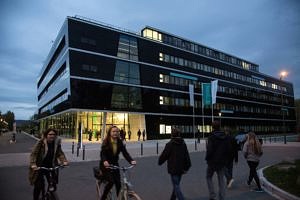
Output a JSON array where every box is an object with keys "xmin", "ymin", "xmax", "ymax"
[{"xmin": 202, "ymin": 83, "xmax": 211, "ymax": 107}]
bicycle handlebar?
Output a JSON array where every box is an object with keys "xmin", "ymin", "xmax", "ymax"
[
  {"xmin": 107, "ymin": 165, "xmax": 135, "ymax": 170},
  {"xmin": 37, "ymin": 165, "xmax": 68, "ymax": 171}
]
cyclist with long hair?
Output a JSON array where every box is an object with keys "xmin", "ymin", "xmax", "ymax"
[
  {"xmin": 243, "ymin": 131, "xmax": 263, "ymax": 192},
  {"xmin": 100, "ymin": 126, "xmax": 136, "ymax": 200}
]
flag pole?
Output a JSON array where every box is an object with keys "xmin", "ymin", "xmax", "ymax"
[{"xmin": 202, "ymin": 84, "xmax": 205, "ymax": 138}]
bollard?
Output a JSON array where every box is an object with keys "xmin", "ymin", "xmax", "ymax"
[
  {"xmin": 77, "ymin": 144, "xmax": 80, "ymax": 157},
  {"xmin": 82, "ymin": 145, "xmax": 85, "ymax": 160},
  {"xmin": 269, "ymin": 137, "xmax": 271, "ymax": 143},
  {"xmin": 274, "ymin": 137, "xmax": 277, "ymax": 143},
  {"xmin": 141, "ymin": 143, "xmax": 143, "ymax": 156},
  {"xmin": 195, "ymin": 140, "xmax": 197, "ymax": 151},
  {"xmin": 156, "ymin": 142, "xmax": 159, "ymax": 154},
  {"xmin": 72, "ymin": 142, "xmax": 74, "ymax": 154}
]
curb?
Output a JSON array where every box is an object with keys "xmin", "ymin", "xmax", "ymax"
[
  {"xmin": 258, "ymin": 166, "xmax": 300, "ymax": 200},
  {"xmin": 21, "ymin": 131, "xmax": 39, "ymax": 141}
]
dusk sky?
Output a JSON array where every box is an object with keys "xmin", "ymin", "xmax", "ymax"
[{"xmin": 0, "ymin": 0, "xmax": 299, "ymax": 120}]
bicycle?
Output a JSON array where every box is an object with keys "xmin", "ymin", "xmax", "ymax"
[
  {"xmin": 95, "ymin": 165, "xmax": 142, "ymax": 200},
  {"xmin": 37, "ymin": 165, "xmax": 66, "ymax": 200}
]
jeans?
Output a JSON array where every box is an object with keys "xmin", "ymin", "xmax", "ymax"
[
  {"xmin": 206, "ymin": 165, "xmax": 226, "ymax": 200},
  {"xmin": 170, "ymin": 175, "xmax": 184, "ymax": 200},
  {"xmin": 247, "ymin": 161, "xmax": 262, "ymax": 189},
  {"xmin": 225, "ymin": 161, "xmax": 233, "ymax": 183}
]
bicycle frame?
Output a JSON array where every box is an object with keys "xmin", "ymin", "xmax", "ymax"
[
  {"xmin": 37, "ymin": 165, "xmax": 65, "ymax": 200},
  {"xmin": 107, "ymin": 165, "xmax": 141, "ymax": 200}
]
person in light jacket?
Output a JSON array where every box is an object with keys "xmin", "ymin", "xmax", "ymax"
[
  {"xmin": 242, "ymin": 131, "xmax": 263, "ymax": 192},
  {"xmin": 158, "ymin": 128, "xmax": 191, "ymax": 200}
]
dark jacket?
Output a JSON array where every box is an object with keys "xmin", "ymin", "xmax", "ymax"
[
  {"xmin": 205, "ymin": 131, "xmax": 231, "ymax": 169},
  {"xmin": 100, "ymin": 138, "xmax": 133, "ymax": 171},
  {"xmin": 228, "ymin": 135, "xmax": 239, "ymax": 163},
  {"xmin": 158, "ymin": 137, "xmax": 191, "ymax": 175},
  {"xmin": 28, "ymin": 138, "xmax": 67, "ymax": 185}
]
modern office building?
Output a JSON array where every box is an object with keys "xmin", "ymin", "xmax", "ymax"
[{"xmin": 37, "ymin": 16, "xmax": 296, "ymax": 140}]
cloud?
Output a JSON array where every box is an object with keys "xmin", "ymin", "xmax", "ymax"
[{"xmin": 0, "ymin": 0, "xmax": 300, "ymax": 120}]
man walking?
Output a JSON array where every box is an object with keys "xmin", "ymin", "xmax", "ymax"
[
  {"xmin": 158, "ymin": 128, "xmax": 191, "ymax": 200},
  {"xmin": 224, "ymin": 127, "xmax": 239, "ymax": 189},
  {"xmin": 205, "ymin": 121, "xmax": 230, "ymax": 200}
]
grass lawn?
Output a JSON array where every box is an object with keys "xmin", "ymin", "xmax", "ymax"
[{"xmin": 264, "ymin": 159, "xmax": 300, "ymax": 197}]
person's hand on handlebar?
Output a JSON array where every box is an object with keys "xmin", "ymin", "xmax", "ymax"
[
  {"xmin": 104, "ymin": 161, "xmax": 110, "ymax": 168},
  {"xmin": 31, "ymin": 164, "xmax": 38, "ymax": 170},
  {"xmin": 131, "ymin": 160, "xmax": 137, "ymax": 165},
  {"xmin": 63, "ymin": 161, "xmax": 69, "ymax": 166}
]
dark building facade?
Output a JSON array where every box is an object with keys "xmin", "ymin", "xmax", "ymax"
[{"xmin": 37, "ymin": 16, "xmax": 296, "ymax": 140}]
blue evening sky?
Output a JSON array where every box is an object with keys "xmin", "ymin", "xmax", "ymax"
[{"xmin": 0, "ymin": 0, "xmax": 299, "ymax": 119}]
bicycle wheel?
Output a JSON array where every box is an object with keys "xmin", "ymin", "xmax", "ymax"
[
  {"xmin": 128, "ymin": 191, "xmax": 142, "ymax": 200},
  {"xmin": 43, "ymin": 192, "xmax": 58, "ymax": 200},
  {"xmin": 96, "ymin": 180, "xmax": 101, "ymax": 200}
]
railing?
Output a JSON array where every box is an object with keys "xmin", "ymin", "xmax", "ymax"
[{"xmin": 73, "ymin": 15, "xmax": 140, "ymax": 36}]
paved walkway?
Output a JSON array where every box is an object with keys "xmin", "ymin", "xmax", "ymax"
[
  {"xmin": 1, "ymin": 131, "xmax": 300, "ymax": 167},
  {"xmin": 1, "ymin": 131, "xmax": 300, "ymax": 200}
]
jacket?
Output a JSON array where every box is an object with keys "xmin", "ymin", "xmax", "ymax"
[
  {"xmin": 228, "ymin": 135, "xmax": 239, "ymax": 163},
  {"xmin": 158, "ymin": 137, "xmax": 191, "ymax": 175},
  {"xmin": 100, "ymin": 138, "xmax": 133, "ymax": 171},
  {"xmin": 242, "ymin": 141, "xmax": 262, "ymax": 162},
  {"xmin": 28, "ymin": 137, "xmax": 67, "ymax": 185},
  {"xmin": 205, "ymin": 131, "xmax": 231, "ymax": 169}
]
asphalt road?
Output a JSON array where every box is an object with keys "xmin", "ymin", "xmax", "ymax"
[
  {"xmin": 0, "ymin": 132, "xmax": 36, "ymax": 154},
  {"xmin": 1, "ymin": 145, "xmax": 300, "ymax": 200}
]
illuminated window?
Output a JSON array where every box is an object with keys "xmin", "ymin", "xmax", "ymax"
[
  {"xmin": 166, "ymin": 126, "xmax": 172, "ymax": 134},
  {"xmin": 160, "ymin": 124, "xmax": 166, "ymax": 134},
  {"xmin": 159, "ymin": 52, "xmax": 164, "ymax": 61},
  {"xmin": 159, "ymin": 96, "xmax": 164, "ymax": 105},
  {"xmin": 159, "ymin": 74, "xmax": 164, "ymax": 82},
  {"xmin": 142, "ymin": 28, "xmax": 162, "ymax": 42},
  {"xmin": 260, "ymin": 80, "xmax": 267, "ymax": 87},
  {"xmin": 272, "ymin": 83, "xmax": 278, "ymax": 90}
]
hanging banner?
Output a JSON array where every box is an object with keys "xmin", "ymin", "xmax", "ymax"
[
  {"xmin": 211, "ymin": 80, "xmax": 218, "ymax": 104},
  {"xmin": 189, "ymin": 84, "xmax": 194, "ymax": 107},
  {"xmin": 202, "ymin": 83, "xmax": 211, "ymax": 107}
]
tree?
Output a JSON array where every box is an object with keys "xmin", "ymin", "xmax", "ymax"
[
  {"xmin": 295, "ymin": 99, "xmax": 300, "ymax": 133},
  {"xmin": 3, "ymin": 111, "xmax": 15, "ymax": 131}
]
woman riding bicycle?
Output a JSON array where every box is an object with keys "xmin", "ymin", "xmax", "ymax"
[
  {"xmin": 29, "ymin": 128, "xmax": 68, "ymax": 200},
  {"xmin": 100, "ymin": 126, "xmax": 136, "ymax": 200}
]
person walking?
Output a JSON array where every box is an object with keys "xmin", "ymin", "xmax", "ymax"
[
  {"xmin": 243, "ymin": 131, "xmax": 263, "ymax": 192},
  {"xmin": 99, "ymin": 126, "xmax": 136, "ymax": 200},
  {"xmin": 205, "ymin": 121, "xmax": 231, "ymax": 200},
  {"xmin": 137, "ymin": 129, "xmax": 141, "ymax": 141},
  {"xmin": 142, "ymin": 129, "xmax": 146, "ymax": 141},
  {"xmin": 128, "ymin": 129, "xmax": 131, "ymax": 141},
  {"xmin": 158, "ymin": 128, "xmax": 191, "ymax": 200},
  {"xmin": 224, "ymin": 127, "xmax": 239, "ymax": 189},
  {"xmin": 29, "ymin": 128, "xmax": 68, "ymax": 200},
  {"xmin": 88, "ymin": 129, "xmax": 93, "ymax": 141}
]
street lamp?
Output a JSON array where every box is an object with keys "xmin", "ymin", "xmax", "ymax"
[
  {"xmin": 218, "ymin": 112, "xmax": 222, "ymax": 128},
  {"xmin": 280, "ymin": 71, "xmax": 287, "ymax": 144}
]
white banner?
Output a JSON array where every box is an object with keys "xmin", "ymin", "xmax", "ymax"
[
  {"xmin": 211, "ymin": 80, "xmax": 218, "ymax": 104},
  {"xmin": 189, "ymin": 84, "xmax": 194, "ymax": 107}
]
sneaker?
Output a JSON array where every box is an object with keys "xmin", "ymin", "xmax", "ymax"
[
  {"xmin": 246, "ymin": 180, "xmax": 251, "ymax": 186},
  {"xmin": 227, "ymin": 178, "xmax": 234, "ymax": 188},
  {"xmin": 253, "ymin": 188, "xmax": 264, "ymax": 193}
]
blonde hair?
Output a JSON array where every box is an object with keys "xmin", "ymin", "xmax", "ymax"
[{"xmin": 246, "ymin": 132, "xmax": 262, "ymax": 155}]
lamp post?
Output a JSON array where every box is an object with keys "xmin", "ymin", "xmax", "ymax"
[
  {"xmin": 218, "ymin": 112, "xmax": 222, "ymax": 128},
  {"xmin": 280, "ymin": 71, "xmax": 287, "ymax": 144}
]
